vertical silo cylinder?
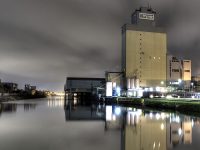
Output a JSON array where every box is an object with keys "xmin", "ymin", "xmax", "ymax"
[
  {"xmin": 136, "ymin": 79, "xmax": 140, "ymax": 88},
  {"xmin": 130, "ymin": 78, "xmax": 135, "ymax": 89},
  {"xmin": 127, "ymin": 78, "xmax": 130, "ymax": 89}
]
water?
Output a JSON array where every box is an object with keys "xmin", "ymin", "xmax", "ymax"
[{"xmin": 0, "ymin": 96, "xmax": 200, "ymax": 150}]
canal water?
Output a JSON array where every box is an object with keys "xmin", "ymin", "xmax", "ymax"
[{"xmin": 0, "ymin": 96, "xmax": 200, "ymax": 150}]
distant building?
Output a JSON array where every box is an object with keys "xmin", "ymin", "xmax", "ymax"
[
  {"xmin": 122, "ymin": 7, "xmax": 167, "ymax": 90},
  {"xmin": 167, "ymin": 56, "xmax": 182, "ymax": 81},
  {"xmin": 182, "ymin": 60, "xmax": 192, "ymax": 89},
  {"xmin": 167, "ymin": 55, "xmax": 191, "ymax": 90},
  {"xmin": 2, "ymin": 82, "xmax": 18, "ymax": 93},
  {"xmin": 191, "ymin": 76, "xmax": 200, "ymax": 92},
  {"xmin": 25, "ymin": 84, "xmax": 37, "ymax": 95}
]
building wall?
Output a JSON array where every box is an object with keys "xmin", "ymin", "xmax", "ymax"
[
  {"xmin": 105, "ymin": 72, "xmax": 122, "ymax": 87},
  {"xmin": 182, "ymin": 60, "xmax": 191, "ymax": 81},
  {"xmin": 125, "ymin": 30, "xmax": 167, "ymax": 87},
  {"xmin": 167, "ymin": 56, "xmax": 182, "ymax": 81},
  {"xmin": 65, "ymin": 77, "xmax": 105, "ymax": 93}
]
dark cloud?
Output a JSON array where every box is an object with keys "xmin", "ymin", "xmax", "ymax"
[{"xmin": 0, "ymin": 0, "xmax": 199, "ymax": 91}]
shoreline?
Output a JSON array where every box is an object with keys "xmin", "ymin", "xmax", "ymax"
[{"xmin": 105, "ymin": 97, "xmax": 200, "ymax": 116}]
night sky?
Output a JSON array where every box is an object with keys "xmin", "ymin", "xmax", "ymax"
[{"xmin": 0, "ymin": 0, "xmax": 200, "ymax": 91}]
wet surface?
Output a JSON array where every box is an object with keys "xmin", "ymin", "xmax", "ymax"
[{"xmin": 0, "ymin": 96, "xmax": 200, "ymax": 150}]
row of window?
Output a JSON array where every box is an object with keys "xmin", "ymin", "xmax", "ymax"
[{"xmin": 172, "ymin": 69, "xmax": 190, "ymax": 72}]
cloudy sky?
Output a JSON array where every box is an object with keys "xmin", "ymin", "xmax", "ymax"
[{"xmin": 0, "ymin": 0, "xmax": 200, "ymax": 91}]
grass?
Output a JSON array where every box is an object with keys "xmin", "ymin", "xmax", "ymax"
[{"xmin": 111, "ymin": 97, "xmax": 200, "ymax": 114}]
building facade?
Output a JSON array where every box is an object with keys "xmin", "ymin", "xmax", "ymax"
[
  {"xmin": 122, "ymin": 7, "xmax": 167, "ymax": 89},
  {"xmin": 167, "ymin": 55, "xmax": 191, "ymax": 90},
  {"xmin": 64, "ymin": 77, "xmax": 105, "ymax": 102},
  {"xmin": 2, "ymin": 82, "xmax": 18, "ymax": 93}
]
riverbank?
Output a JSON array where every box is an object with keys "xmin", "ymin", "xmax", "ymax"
[{"xmin": 105, "ymin": 97, "xmax": 200, "ymax": 115}]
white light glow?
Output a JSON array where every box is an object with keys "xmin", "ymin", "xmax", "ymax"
[
  {"xmin": 156, "ymin": 87, "xmax": 161, "ymax": 92},
  {"xmin": 156, "ymin": 113, "xmax": 160, "ymax": 120},
  {"xmin": 106, "ymin": 82, "xmax": 113, "ymax": 97},
  {"xmin": 178, "ymin": 128, "xmax": 182, "ymax": 136},
  {"xmin": 115, "ymin": 107, "xmax": 121, "ymax": 115},
  {"xmin": 161, "ymin": 123, "xmax": 164, "ymax": 130},
  {"xmin": 138, "ymin": 89, "xmax": 144, "ymax": 97},
  {"xmin": 116, "ymin": 86, "xmax": 121, "ymax": 96},
  {"xmin": 112, "ymin": 82, "xmax": 116, "ymax": 88},
  {"xmin": 106, "ymin": 106, "xmax": 112, "ymax": 121}
]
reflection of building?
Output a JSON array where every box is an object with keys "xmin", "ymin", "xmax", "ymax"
[
  {"xmin": 105, "ymin": 106, "xmax": 123, "ymax": 130},
  {"xmin": 120, "ymin": 110, "xmax": 195, "ymax": 150},
  {"xmin": 0, "ymin": 103, "xmax": 17, "ymax": 115},
  {"xmin": 125, "ymin": 113, "xmax": 167, "ymax": 150},
  {"xmin": 64, "ymin": 100, "xmax": 105, "ymax": 121},
  {"xmin": 122, "ymin": 7, "xmax": 167, "ymax": 89},
  {"xmin": 167, "ymin": 116, "xmax": 192, "ymax": 148},
  {"xmin": 183, "ymin": 120, "xmax": 192, "ymax": 144}
]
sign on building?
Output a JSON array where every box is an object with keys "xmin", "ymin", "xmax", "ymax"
[{"xmin": 139, "ymin": 13, "xmax": 154, "ymax": 20}]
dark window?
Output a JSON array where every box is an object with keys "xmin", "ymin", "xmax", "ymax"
[
  {"xmin": 185, "ymin": 70, "xmax": 190, "ymax": 72},
  {"xmin": 172, "ymin": 60, "xmax": 179, "ymax": 62},
  {"xmin": 172, "ymin": 69, "xmax": 179, "ymax": 72}
]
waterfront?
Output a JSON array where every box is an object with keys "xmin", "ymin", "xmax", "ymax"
[{"xmin": 1, "ymin": 97, "xmax": 200, "ymax": 150}]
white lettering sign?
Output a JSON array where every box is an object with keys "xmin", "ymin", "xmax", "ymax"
[{"xmin": 139, "ymin": 13, "xmax": 154, "ymax": 20}]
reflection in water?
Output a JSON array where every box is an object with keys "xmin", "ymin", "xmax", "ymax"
[
  {"xmin": 63, "ymin": 99, "xmax": 200, "ymax": 150},
  {"xmin": 24, "ymin": 104, "xmax": 36, "ymax": 112},
  {"xmin": 104, "ymin": 105, "xmax": 200, "ymax": 150},
  {"xmin": 64, "ymin": 99, "xmax": 105, "ymax": 120},
  {"xmin": 0, "ymin": 103, "xmax": 37, "ymax": 116},
  {"xmin": 0, "ymin": 103, "xmax": 17, "ymax": 115},
  {"xmin": 47, "ymin": 96, "xmax": 65, "ymax": 107},
  {"xmin": 1, "ymin": 98, "xmax": 200, "ymax": 150}
]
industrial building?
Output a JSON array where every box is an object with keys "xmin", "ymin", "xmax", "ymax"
[
  {"xmin": 105, "ymin": 71, "xmax": 123, "ymax": 97},
  {"xmin": 167, "ymin": 55, "xmax": 191, "ymax": 90},
  {"xmin": 64, "ymin": 77, "xmax": 105, "ymax": 103},
  {"xmin": 65, "ymin": 7, "xmax": 194, "ymax": 99},
  {"xmin": 1, "ymin": 82, "xmax": 18, "ymax": 93},
  {"xmin": 122, "ymin": 7, "xmax": 167, "ymax": 91}
]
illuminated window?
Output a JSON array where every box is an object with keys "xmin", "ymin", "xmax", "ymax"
[{"xmin": 184, "ymin": 70, "xmax": 190, "ymax": 72}]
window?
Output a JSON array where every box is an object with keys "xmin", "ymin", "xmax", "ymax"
[
  {"xmin": 172, "ymin": 60, "xmax": 179, "ymax": 62},
  {"xmin": 172, "ymin": 69, "xmax": 179, "ymax": 72},
  {"xmin": 185, "ymin": 70, "xmax": 190, "ymax": 72}
]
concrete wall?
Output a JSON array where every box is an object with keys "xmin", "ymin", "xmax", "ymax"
[{"xmin": 125, "ymin": 30, "xmax": 167, "ymax": 87}]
